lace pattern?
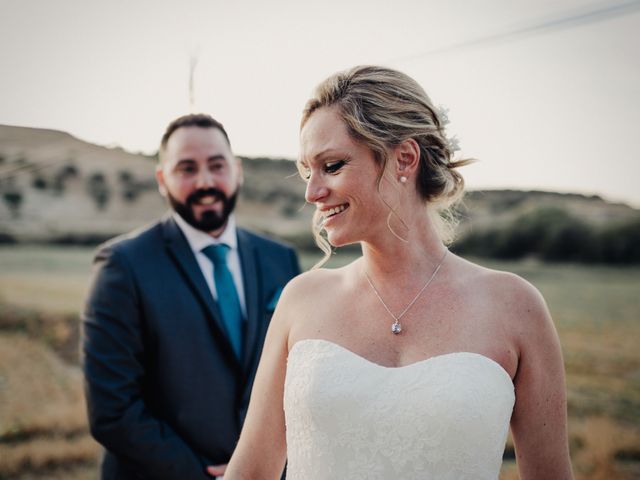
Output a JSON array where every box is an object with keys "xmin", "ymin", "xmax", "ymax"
[{"xmin": 284, "ymin": 339, "xmax": 515, "ymax": 480}]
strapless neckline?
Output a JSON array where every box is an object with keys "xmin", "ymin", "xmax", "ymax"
[
  {"xmin": 284, "ymin": 337, "xmax": 516, "ymax": 479},
  {"xmin": 290, "ymin": 338, "xmax": 513, "ymax": 384}
]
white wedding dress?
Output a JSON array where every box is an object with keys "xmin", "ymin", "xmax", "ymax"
[{"xmin": 284, "ymin": 339, "xmax": 515, "ymax": 480}]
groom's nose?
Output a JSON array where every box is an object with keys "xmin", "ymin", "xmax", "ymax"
[{"xmin": 195, "ymin": 168, "xmax": 217, "ymax": 189}]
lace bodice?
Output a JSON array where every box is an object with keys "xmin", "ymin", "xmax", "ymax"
[{"xmin": 284, "ymin": 339, "xmax": 515, "ymax": 480}]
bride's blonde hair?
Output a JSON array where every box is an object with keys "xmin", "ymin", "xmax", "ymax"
[{"xmin": 301, "ymin": 65, "xmax": 471, "ymax": 267}]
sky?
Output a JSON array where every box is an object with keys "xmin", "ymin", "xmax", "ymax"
[{"xmin": 1, "ymin": 0, "xmax": 639, "ymax": 206}]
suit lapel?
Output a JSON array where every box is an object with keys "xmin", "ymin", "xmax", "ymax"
[
  {"xmin": 237, "ymin": 229, "xmax": 261, "ymax": 372},
  {"xmin": 162, "ymin": 216, "xmax": 240, "ymax": 366}
]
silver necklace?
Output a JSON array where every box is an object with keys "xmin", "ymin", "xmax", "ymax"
[{"xmin": 364, "ymin": 250, "xmax": 448, "ymax": 335}]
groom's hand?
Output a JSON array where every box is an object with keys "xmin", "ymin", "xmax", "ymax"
[{"xmin": 206, "ymin": 464, "xmax": 227, "ymax": 478}]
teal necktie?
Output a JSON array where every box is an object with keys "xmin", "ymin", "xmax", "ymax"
[{"xmin": 202, "ymin": 244, "xmax": 243, "ymax": 359}]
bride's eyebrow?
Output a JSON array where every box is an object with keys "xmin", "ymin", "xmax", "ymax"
[
  {"xmin": 307, "ymin": 149, "xmax": 347, "ymax": 164},
  {"xmin": 298, "ymin": 149, "xmax": 349, "ymax": 170}
]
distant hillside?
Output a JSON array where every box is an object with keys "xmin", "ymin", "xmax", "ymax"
[
  {"xmin": 0, "ymin": 124, "xmax": 309, "ymax": 243},
  {"xmin": 0, "ymin": 125, "xmax": 165, "ymax": 241},
  {"xmin": 458, "ymin": 190, "xmax": 637, "ymax": 233},
  {"xmin": 1, "ymin": 124, "xmax": 637, "ymax": 250}
]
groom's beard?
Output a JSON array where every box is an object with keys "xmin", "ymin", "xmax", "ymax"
[{"xmin": 167, "ymin": 187, "xmax": 239, "ymax": 233}]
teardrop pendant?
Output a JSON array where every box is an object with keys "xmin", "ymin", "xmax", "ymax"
[
  {"xmin": 391, "ymin": 321, "xmax": 402, "ymax": 334},
  {"xmin": 364, "ymin": 250, "xmax": 448, "ymax": 336}
]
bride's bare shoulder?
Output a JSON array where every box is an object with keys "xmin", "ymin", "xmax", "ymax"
[
  {"xmin": 453, "ymin": 255, "xmax": 552, "ymax": 332},
  {"xmin": 454, "ymin": 255, "xmax": 539, "ymax": 295},
  {"xmin": 274, "ymin": 260, "xmax": 359, "ymax": 319},
  {"xmin": 287, "ymin": 260, "xmax": 358, "ymax": 293},
  {"xmin": 271, "ymin": 261, "xmax": 359, "ymax": 343}
]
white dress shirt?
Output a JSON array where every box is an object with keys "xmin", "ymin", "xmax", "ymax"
[{"xmin": 172, "ymin": 212, "xmax": 247, "ymax": 318}]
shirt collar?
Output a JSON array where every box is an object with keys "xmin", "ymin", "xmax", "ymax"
[{"xmin": 172, "ymin": 212, "xmax": 238, "ymax": 254}]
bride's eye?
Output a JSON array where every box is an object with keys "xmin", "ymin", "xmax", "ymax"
[{"xmin": 325, "ymin": 160, "xmax": 346, "ymax": 174}]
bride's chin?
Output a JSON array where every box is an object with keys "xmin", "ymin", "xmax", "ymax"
[{"xmin": 326, "ymin": 231, "xmax": 358, "ymax": 249}]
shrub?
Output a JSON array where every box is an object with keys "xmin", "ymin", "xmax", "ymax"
[
  {"xmin": 596, "ymin": 218, "xmax": 640, "ymax": 264},
  {"xmin": 60, "ymin": 164, "xmax": 78, "ymax": 178},
  {"xmin": 32, "ymin": 175, "xmax": 48, "ymax": 190},
  {"xmin": 86, "ymin": 172, "xmax": 110, "ymax": 210},
  {"xmin": 453, "ymin": 208, "xmax": 640, "ymax": 264},
  {"xmin": 0, "ymin": 232, "xmax": 17, "ymax": 243},
  {"xmin": 3, "ymin": 191, "xmax": 23, "ymax": 218}
]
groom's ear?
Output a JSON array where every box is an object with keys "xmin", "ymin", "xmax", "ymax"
[
  {"xmin": 155, "ymin": 165, "xmax": 168, "ymax": 197},
  {"xmin": 235, "ymin": 156, "xmax": 244, "ymax": 187}
]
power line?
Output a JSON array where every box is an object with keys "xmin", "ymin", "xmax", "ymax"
[{"xmin": 387, "ymin": 0, "xmax": 640, "ymax": 64}]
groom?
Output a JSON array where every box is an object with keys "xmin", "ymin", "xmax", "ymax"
[{"xmin": 82, "ymin": 113, "xmax": 300, "ymax": 479}]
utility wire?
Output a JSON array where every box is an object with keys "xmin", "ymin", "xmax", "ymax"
[{"xmin": 387, "ymin": 0, "xmax": 640, "ymax": 64}]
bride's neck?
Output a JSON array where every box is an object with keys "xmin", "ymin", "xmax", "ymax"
[{"xmin": 360, "ymin": 226, "xmax": 447, "ymax": 282}]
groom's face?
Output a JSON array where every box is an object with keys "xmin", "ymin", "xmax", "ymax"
[{"xmin": 156, "ymin": 126, "xmax": 243, "ymax": 237}]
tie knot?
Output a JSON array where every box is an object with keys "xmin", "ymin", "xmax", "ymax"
[{"xmin": 202, "ymin": 244, "xmax": 230, "ymax": 266}]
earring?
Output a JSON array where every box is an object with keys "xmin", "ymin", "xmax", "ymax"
[
  {"xmin": 399, "ymin": 176, "xmax": 407, "ymax": 184},
  {"xmin": 386, "ymin": 210, "xmax": 410, "ymax": 243}
]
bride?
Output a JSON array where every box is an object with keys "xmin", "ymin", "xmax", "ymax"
[{"xmin": 220, "ymin": 65, "xmax": 573, "ymax": 479}]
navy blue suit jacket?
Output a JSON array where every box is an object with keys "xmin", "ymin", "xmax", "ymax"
[{"xmin": 82, "ymin": 216, "xmax": 300, "ymax": 479}]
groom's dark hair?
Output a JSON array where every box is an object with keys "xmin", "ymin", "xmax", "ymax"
[{"xmin": 159, "ymin": 113, "xmax": 231, "ymax": 159}]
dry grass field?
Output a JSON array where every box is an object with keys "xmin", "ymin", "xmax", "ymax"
[{"xmin": 0, "ymin": 246, "xmax": 638, "ymax": 479}]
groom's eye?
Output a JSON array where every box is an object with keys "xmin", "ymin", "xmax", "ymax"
[
  {"xmin": 175, "ymin": 162, "xmax": 197, "ymax": 175},
  {"xmin": 208, "ymin": 160, "xmax": 225, "ymax": 172}
]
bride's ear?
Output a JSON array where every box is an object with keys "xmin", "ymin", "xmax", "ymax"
[{"xmin": 393, "ymin": 138, "xmax": 420, "ymax": 180}]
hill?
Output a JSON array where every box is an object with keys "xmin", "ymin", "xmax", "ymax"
[{"xmin": 0, "ymin": 124, "xmax": 637, "ymax": 247}]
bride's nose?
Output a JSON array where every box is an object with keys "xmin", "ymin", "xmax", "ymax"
[{"xmin": 305, "ymin": 174, "xmax": 329, "ymax": 204}]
